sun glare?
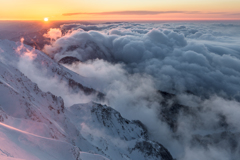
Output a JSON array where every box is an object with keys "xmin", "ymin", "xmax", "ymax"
[{"xmin": 44, "ymin": 17, "xmax": 49, "ymax": 21}]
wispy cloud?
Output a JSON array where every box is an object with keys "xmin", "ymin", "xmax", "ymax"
[
  {"xmin": 62, "ymin": 11, "xmax": 202, "ymax": 16},
  {"xmin": 61, "ymin": 10, "xmax": 238, "ymax": 16}
]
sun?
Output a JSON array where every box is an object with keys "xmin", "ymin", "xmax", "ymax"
[{"xmin": 44, "ymin": 17, "xmax": 49, "ymax": 22}]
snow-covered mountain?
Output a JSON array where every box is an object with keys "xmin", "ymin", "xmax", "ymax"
[
  {"xmin": 0, "ymin": 39, "xmax": 174, "ymax": 160},
  {"xmin": 1, "ymin": 21, "xmax": 240, "ymax": 160}
]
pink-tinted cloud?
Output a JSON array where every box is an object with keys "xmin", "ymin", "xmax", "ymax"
[
  {"xmin": 62, "ymin": 10, "xmax": 236, "ymax": 16},
  {"xmin": 63, "ymin": 11, "xmax": 200, "ymax": 16},
  {"xmin": 43, "ymin": 28, "xmax": 62, "ymax": 41}
]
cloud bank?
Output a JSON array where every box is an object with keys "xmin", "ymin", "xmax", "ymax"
[{"xmin": 44, "ymin": 22, "xmax": 240, "ymax": 100}]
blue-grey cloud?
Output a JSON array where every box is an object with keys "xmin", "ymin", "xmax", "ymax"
[{"xmin": 44, "ymin": 22, "xmax": 240, "ymax": 100}]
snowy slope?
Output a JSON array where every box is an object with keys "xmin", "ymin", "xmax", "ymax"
[
  {"xmin": 0, "ymin": 123, "xmax": 108, "ymax": 160},
  {"xmin": 0, "ymin": 39, "xmax": 174, "ymax": 159},
  {"xmin": 0, "ymin": 122, "xmax": 81, "ymax": 160},
  {"xmin": 0, "ymin": 40, "xmax": 104, "ymax": 159}
]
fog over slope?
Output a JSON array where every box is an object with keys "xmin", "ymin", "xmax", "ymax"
[
  {"xmin": 0, "ymin": 38, "xmax": 173, "ymax": 160},
  {"xmin": 1, "ymin": 21, "xmax": 240, "ymax": 160}
]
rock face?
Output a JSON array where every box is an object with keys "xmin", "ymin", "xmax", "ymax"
[
  {"xmin": 59, "ymin": 56, "xmax": 81, "ymax": 65},
  {"xmin": 66, "ymin": 102, "xmax": 174, "ymax": 160},
  {"xmin": 133, "ymin": 141, "xmax": 173, "ymax": 160},
  {"xmin": 0, "ymin": 39, "xmax": 174, "ymax": 160},
  {"xmin": 158, "ymin": 91, "xmax": 191, "ymax": 132}
]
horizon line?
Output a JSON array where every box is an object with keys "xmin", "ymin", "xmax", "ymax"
[{"xmin": 0, "ymin": 19, "xmax": 240, "ymax": 21}]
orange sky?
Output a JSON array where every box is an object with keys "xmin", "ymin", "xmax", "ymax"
[{"xmin": 0, "ymin": 0, "xmax": 240, "ymax": 20}]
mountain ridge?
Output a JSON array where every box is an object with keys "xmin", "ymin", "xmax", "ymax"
[{"xmin": 0, "ymin": 39, "xmax": 174, "ymax": 160}]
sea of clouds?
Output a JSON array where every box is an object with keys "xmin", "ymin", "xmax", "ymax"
[
  {"xmin": 3, "ymin": 21, "xmax": 240, "ymax": 160},
  {"xmin": 40, "ymin": 21, "xmax": 240, "ymax": 160},
  {"xmin": 44, "ymin": 22, "xmax": 240, "ymax": 99}
]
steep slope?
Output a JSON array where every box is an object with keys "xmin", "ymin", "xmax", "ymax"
[
  {"xmin": 0, "ymin": 122, "xmax": 108, "ymax": 160},
  {"xmin": 0, "ymin": 43, "xmax": 106, "ymax": 159},
  {"xmin": 0, "ymin": 39, "xmax": 174, "ymax": 159}
]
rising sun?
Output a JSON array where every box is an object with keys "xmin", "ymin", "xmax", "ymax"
[{"xmin": 44, "ymin": 17, "xmax": 49, "ymax": 21}]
